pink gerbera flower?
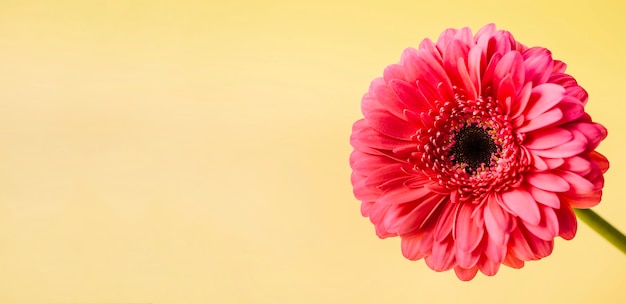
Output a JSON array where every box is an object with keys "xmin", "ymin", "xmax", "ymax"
[{"xmin": 349, "ymin": 24, "xmax": 609, "ymax": 281}]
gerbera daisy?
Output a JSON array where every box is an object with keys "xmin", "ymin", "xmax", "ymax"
[{"xmin": 349, "ymin": 24, "xmax": 609, "ymax": 281}]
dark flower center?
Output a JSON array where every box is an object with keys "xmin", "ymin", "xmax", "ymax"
[{"xmin": 450, "ymin": 125, "xmax": 498, "ymax": 172}]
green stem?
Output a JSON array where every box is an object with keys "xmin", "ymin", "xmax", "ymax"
[{"xmin": 574, "ymin": 208, "xmax": 626, "ymax": 255}]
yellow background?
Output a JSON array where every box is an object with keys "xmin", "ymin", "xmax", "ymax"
[{"xmin": 0, "ymin": 0, "xmax": 624, "ymax": 303}]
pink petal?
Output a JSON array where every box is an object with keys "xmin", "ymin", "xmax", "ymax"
[
  {"xmin": 368, "ymin": 202, "xmax": 392, "ymax": 226},
  {"xmin": 453, "ymin": 27, "xmax": 474, "ymax": 46},
  {"xmin": 388, "ymin": 79, "xmax": 433, "ymax": 114},
  {"xmin": 418, "ymin": 228, "xmax": 435, "ymax": 256},
  {"xmin": 569, "ymin": 122, "xmax": 608, "ymax": 152},
  {"xmin": 443, "ymin": 40, "xmax": 475, "ymax": 99},
  {"xmin": 552, "ymin": 60, "xmax": 567, "ymax": 73},
  {"xmin": 549, "ymin": 73, "xmax": 588, "ymax": 104},
  {"xmin": 383, "ymin": 63, "xmax": 407, "ymax": 82},
  {"xmin": 467, "ymin": 46, "xmax": 484, "ymax": 96},
  {"xmin": 590, "ymin": 151, "xmax": 609, "ymax": 173},
  {"xmin": 434, "ymin": 202, "xmax": 459, "ymax": 242},
  {"xmin": 516, "ymin": 108, "xmax": 563, "ymax": 133},
  {"xmin": 556, "ymin": 96, "xmax": 584, "ymax": 124},
  {"xmin": 525, "ymin": 171, "xmax": 570, "ymax": 192},
  {"xmin": 352, "ymin": 173, "xmax": 379, "ymax": 202},
  {"xmin": 424, "ymin": 182, "xmax": 451, "ymax": 194},
  {"xmin": 455, "ymin": 203, "xmax": 484, "ymax": 252},
  {"xmin": 454, "ymin": 266, "xmax": 479, "ymax": 281},
  {"xmin": 500, "ymin": 188, "xmax": 541, "ymax": 225},
  {"xmin": 484, "ymin": 196, "xmax": 512, "ymax": 245},
  {"xmin": 566, "ymin": 85, "xmax": 588, "ymax": 105},
  {"xmin": 523, "ymin": 229, "xmax": 554, "ymax": 259},
  {"xmin": 351, "ymin": 120, "xmax": 411, "ymax": 152},
  {"xmin": 484, "ymin": 235, "xmax": 507, "ymax": 262},
  {"xmin": 529, "ymin": 151, "xmax": 548, "ymax": 171},
  {"xmin": 565, "ymin": 190, "xmax": 602, "ymax": 208},
  {"xmin": 522, "ymin": 47, "xmax": 553, "ymax": 85},
  {"xmin": 554, "ymin": 203, "xmax": 577, "ymax": 240},
  {"xmin": 561, "ymin": 156, "xmax": 592, "ymax": 175},
  {"xmin": 456, "ymin": 248, "xmax": 481, "ymax": 269},
  {"xmin": 378, "ymin": 186, "xmax": 432, "ymax": 205},
  {"xmin": 530, "ymin": 129, "xmax": 587, "ymax": 158},
  {"xmin": 544, "ymin": 157, "xmax": 565, "ymax": 169},
  {"xmin": 523, "ymin": 205, "xmax": 559, "ymax": 241},
  {"xmin": 425, "ymin": 239, "xmax": 456, "ymax": 271},
  {"xmin": 502, "ymin": 251, "xmax": 525, "ymax": 269},
  {"xmin": 524, "ymin": 83, "xmax": 565, "ymax": 120},
  {"xmin": 487, "ymin": 31, "xmax": 514, "ymax": 58},
  {"xmin": 478, "ymin": 256, "xmax": 501, "ymax": 276},
  {"xmin": 494, "ymin": 51, "xmax": 525, "ymax": 96},
  {"xmin": 401, "ymin": 235, "xmax": 426, "ymax": 260},
  {"xmin": 364, "ymin": 164, "xmax": 407, "ymax": 188},
  {"xmin": 497, "ymin": 74, "xmax": 516, "ymax": 115},
  {"xmin": 510, "ymin": 82, "xmax": 533, "ymax": 119},
  {"xmin": 360, "ymin": 201, "xmax": 375, "ymax": 217},
  {"xmin": 456, "ymin": 56, "xmax": 477, "ymax": 100},
  {"xmin": 402, "ymin": 47, "xmax": 453, "ymax": 99},
  {"xmin": 556, "ymin": 170, "xmax": 595, "ymax": 195},
  {"xmin": 436, "ymin": 28, "xmax": 462, "ymax": 51},
  {"xmin": 350, "ymin": 149, "xmax": 395, "ymax": 172},
  {"xmin": 417, "ymin": 79, "xmax": 445, "ymax": 106},
  {"xmin": 418, "ymin": 38, "xmax": 442, "ymax": 62},
  {"xmin": 403, "ymin": 175, "xmax": 430, "ymax": 188},
  {"xmin": 474, "ymin": 24, "xmax": 497, "ymax": 46},
  {"xmin": 398, "ymin": 195, "xmax": 446, "ymax": 236},
  {"xmin": 524, "ymin": 127, "xmax": 573, "ymax": 150},
  {"xmin": 508, "ymin": 227, "xmax": 534, "ymax": 260},
  {"xmin": 370, "ymin": 78, "xmax": 408, "ymax": 120},
  {"xmin": 481, "ymin": 53, "xmax": 502, "ymax": 96},
  {"xmin": 363, "ymin": 106, "xmax": 418, "ymax": 140},
  {"xmin": 527, "ymin": 186, "xmax": 560, "ymax": 208}
]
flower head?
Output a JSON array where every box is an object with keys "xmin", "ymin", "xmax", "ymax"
[{"xmin": 349, "ymin": 24, "xmax": 609, "ymax": 280}]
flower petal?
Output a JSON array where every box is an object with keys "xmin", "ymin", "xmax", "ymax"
[
  {"xmin": 454, "ymin": 266, "xmax": 479, "ymax": 281},
  {"xmin": 434, "ymin": 202, "xmax": 459, "ymax": 242},
  {"xmin": 383, "ymin": 63, "xmax": 407, "ymax": 82},
  {"xmin": 388, "ymin": 79, "xmax": 433, "ymax": 114},
  {"xmin": 494, "ymin": 51, "xmax": 525, "ymax": 98},
  {"xmin": 378, "ymin": 186, "xmax": 432, "ymax": 205},
  {"xmin": 554, "ymin": 203, "xmax": 577, "ymax": 240},
  {"xmin": 425, "ymin": 239, "xmax": 456, "ymax": 271},
  {"xmin": 502, "ymin": 251, "xmax": 525, "ymax": 269},
  {"xmin": 525, "ymin": 172, "xmax": 570, "ymax": 192},
  {"xmin": 364, "ymin": 164, "xmax": 407, "ymax": 188},
  {"xmin": 478, "ymin": 256, "xmax": 501, "ymax": 276},
  {"xmin": 523, "ymin": 205, "xmax": 559, "ymax": 241},
  {"xmin": 351, "ymin": 119, "xmax": 411, "ymax": 152},
  {"xmin": 556, "ymin": 170, "xmax": 596, "ymax": 195},
  {"xmin": 590, "ymin": 151, "xmax": 609, "ymax": 173},
  {"xmin": 401, "ymin": 235, "xmax": 426, "ymax": 260},
  {"xmin": 508, "ymin": 227, "xmax": 534, "ymax": 260},
  {"xmin": 527, "ymin": 186, "xmax": 560, "ymax": 208},
  {"xmin": 522, "ymin": 47, "xmax": 553, "ymax": 85},
  {"xmin": 398, "ymin": 195, "xmax": 447, "ymax": 236},
  {"xmin": 561, "ymin": 156, "xmax": 592, "ymax": 175},
  {"xmin": 500, "ymin": 188, "xmax": 541, "ymax": 225},
  {"xmin": 524, "ymin": 83, "xmax": 565, "ymax": 120},
  {"xmin": 524, "ymin": 127, "xmax": 573, "ymax": 150},
  {"xmin": 516, "ymin": 108, "xmax": 563, "ymax": 133},
  {"xmin": 484, "ymin": 235, "xmax": 506, "ymax": 263},
  {"xmin": 455, "ymin": 203, "xmax": 484, "ymax": 252},
  {"xmin": 484, "ymin": 196, "xmax": 513, "ymax": 245}
]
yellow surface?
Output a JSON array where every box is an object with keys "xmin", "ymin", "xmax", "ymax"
[{"xmin": 0, "ymin": 1, "xmax": 624, "ymax": 303}]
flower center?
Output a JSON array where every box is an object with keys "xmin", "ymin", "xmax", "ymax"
[
  {"xmin": 450, "ymin": 125, "xmax": 498, "ymax": 173},
  {"xmin": 408, "ymin": 92, "xmax": 530, "ymax": 203}
]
